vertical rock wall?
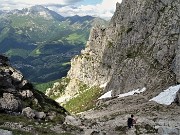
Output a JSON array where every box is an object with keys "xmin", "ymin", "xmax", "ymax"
[{"xmin": 64, "ymin": 0, "xmax": 180, "ymax": 98}]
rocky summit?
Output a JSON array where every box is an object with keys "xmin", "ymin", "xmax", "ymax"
[{"xmin": 46, "ymin": 0, "xmax": 180, "ymax": 135}]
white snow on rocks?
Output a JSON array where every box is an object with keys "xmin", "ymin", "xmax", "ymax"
[
  {"xmin": 149, "ymin": 85, "xmax": 180, "ymax": 105},
  {"xmin": 98, "ymin": 90, "xmax": 112, "ymax": 99},
  {"xmin": 98, "ymin": 87, "xmax": 146, "ymax": 99},
  {"xmin": 118, "ymin": 87, "xmax": 146, "ymax": 98}
]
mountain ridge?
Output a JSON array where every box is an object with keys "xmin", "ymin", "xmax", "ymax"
[{"xmin": 0, "ymin": 5, "xmax": 107, "ymax": 83}]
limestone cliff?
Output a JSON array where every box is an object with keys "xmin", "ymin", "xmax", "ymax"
[
  {"xmin": 42, "ymin": 1, "xmax": 180, "ymax": 134},
  {"xmin": 63, "ymin": 0, "xmax": 180, "ymax": 98}
]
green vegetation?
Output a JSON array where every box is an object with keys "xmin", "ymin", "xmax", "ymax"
[
  {"xmin": 66, "ymin": 33, "xmax": 87, "ymax": 45},
  {"xmin": 34, "ymin": 79, "xmax": 60, "ymax": 93},
  {"xmin": 0, "ymin": 7, "xmax": 107, "ymax": 84},
  {"xmin": 30, "ymin": 89, "xmax": 67, "ymax": 114},
  {"xmin": 0, "ymin": 114, "xmax": 34, "ymax": 126},
  {"xmin": 48, "ymin": 78, "xmax": 70, "ymax": 100},
  {"xmin": 0, "ymin": 114, "xmax": 73, "ymax": 135},
  {"xmin": 5, "ymin": 49, "xmax": 30, "ymax": 58},
  {"xmin": 107, "ymin": 41, "xmax": 113, "ymax": 48},
  {"xmin": 0, "ymin": 27, "xmax": 10, "ymax": 43},
  {"xmin": 63, "ymin": 85, "xmax": 102, "ymax": 114},
  {"xmin": 61, "ymin": 62, "xmax": 71, "ymax": 66},
  {"xmin": 35, "ymin": 49, "xmax": 41, "ymax": 55}
]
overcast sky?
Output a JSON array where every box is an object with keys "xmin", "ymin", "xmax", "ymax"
[{"xmin": 0, "ymin": 0, "xmax": 122, "ymax": 19}]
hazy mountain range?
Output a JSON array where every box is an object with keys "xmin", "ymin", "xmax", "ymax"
[{"xmin": 0, "ymin": 5, "xmax": 107, "ymax": 83}]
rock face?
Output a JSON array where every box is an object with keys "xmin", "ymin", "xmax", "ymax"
[
  {"xmin": 59, "ymin": 0, "xmax": 180, "ymax": 99},
  {"xmin": 43, "ymin": 0, "xmax": 180, "ymax": 134},
  {"xmin": 0, "ymin": 93, "xmax": 22, "ymax": 112},
  {"xmin": 0, "ymin": 55, "xmax": 67, "ymax": 119},
  {"xmin": 0, "ymin": 129, "xmax": 13, "ymax": 135},
  {"xmin": 158, "ymin": 126, "xmax": 180, "ymax": 135}
]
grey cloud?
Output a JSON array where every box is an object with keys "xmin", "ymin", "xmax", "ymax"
[
  {"xmin": 44, "ymin": 4, "xmax": 64, "ymax": 8},
  {"xmin": 63, "ymin": 0, "xmax": 83, "ymax": 4}
]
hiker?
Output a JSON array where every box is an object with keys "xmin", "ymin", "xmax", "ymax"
[{"xmin": 127, "ymin": 114, "xmax": 136, "ymax": 128}]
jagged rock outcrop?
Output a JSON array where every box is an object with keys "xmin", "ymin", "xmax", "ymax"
[
  {"xmin": 0, "ymin": 55, "xmax": 67, "ymax": 119},
  {"xmin": 58, "ymin": 0, "xmax": 180, "ymax": 100},
  {"xmin": 0, "ymin": 93, "xmax": 22, "ymax": 112}
]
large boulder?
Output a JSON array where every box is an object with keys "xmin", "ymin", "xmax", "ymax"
[
  {"xmin": 22, "ymin": 107, "xmax": 47, "ymax": 119},
  {"xmin": 35, "ymin": 111, "xmax": 46, "ymax": 119},
  {"xmin": 22, "ymin": 107, "xmax": 36, "ymax": 119},
  {"xmin": 11, "ymin": 70, "xmax": 23, "ymax": 83},
  {"xmin": 0, "ymin": 93, "xmax": 22, "ymax": 112},
  {"xmin": 20, "ymin": 90, "xmax": 33, "ymax": 98},
  {"xmin": 64, "ymin": 115, "xmax": 81, "ymax": 126}
]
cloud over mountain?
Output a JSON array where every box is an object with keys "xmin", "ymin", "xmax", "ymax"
[{"xmin": 0, "ymin": 0, "xmax": 122, "ymax": 19}]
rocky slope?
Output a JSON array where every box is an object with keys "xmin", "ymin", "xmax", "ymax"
[
  {"xmin": 45, "ymin": 0, "xmax": 180, "ymax": 134},
  {"xmin": 48, "ymin": 0, "xmax": 180, "ymax": 101},
  {"xmin": 0, "ymin": 55, "xmax": 78, "ymax": 134}
]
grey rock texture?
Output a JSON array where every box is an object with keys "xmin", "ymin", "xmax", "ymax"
[
  {"xmin": 58, "ymin": 0, "xmax": 180, "ymax": 100},
  {"xmin": 0, "ymin": 54, "xmax": 67, "ymax": 118},
  {"xmin": 0, "ymin": 93, "xmax": 22, "ymax": 112},
  {"xmin": 22, "ymin": 107, "xmax": 36, "ymax": 118},
  {"xmin": 64, "ymin": 115, "xmax": 81, "ymax": 126},
  {"xmin": 34, "ymin": 111, "xmax": 46, "ymax": 119},
  {"xmin": 0, "ymin": 129, "xmax": 13, "ymax": 135},
  {"xmin": 158, "ymin": 126, "xmax": 180, "ymax": 135},
  {"xmin": 20, "ymin": 90, "xmax": 33, "ymax": 98}
]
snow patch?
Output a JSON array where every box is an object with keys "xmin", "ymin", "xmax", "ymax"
[
  {"xmin": 98, "ymin": 90, "xmax": 112, "ymax": 99},
  {"xmin": 118, "ymin": 87, "xmax": 146, "ymax": 98},
  {"xmin": 98, "ymin": 87, "xmax": 146, "ymax": 99},
  {"xmin": 149, "ymin": 85, "xmax": 180, "ymax": 105}
]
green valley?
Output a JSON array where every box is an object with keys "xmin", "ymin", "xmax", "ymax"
[{"xmin": 0, "ymin": 5, "xmax": 107, "ymax": 83}]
